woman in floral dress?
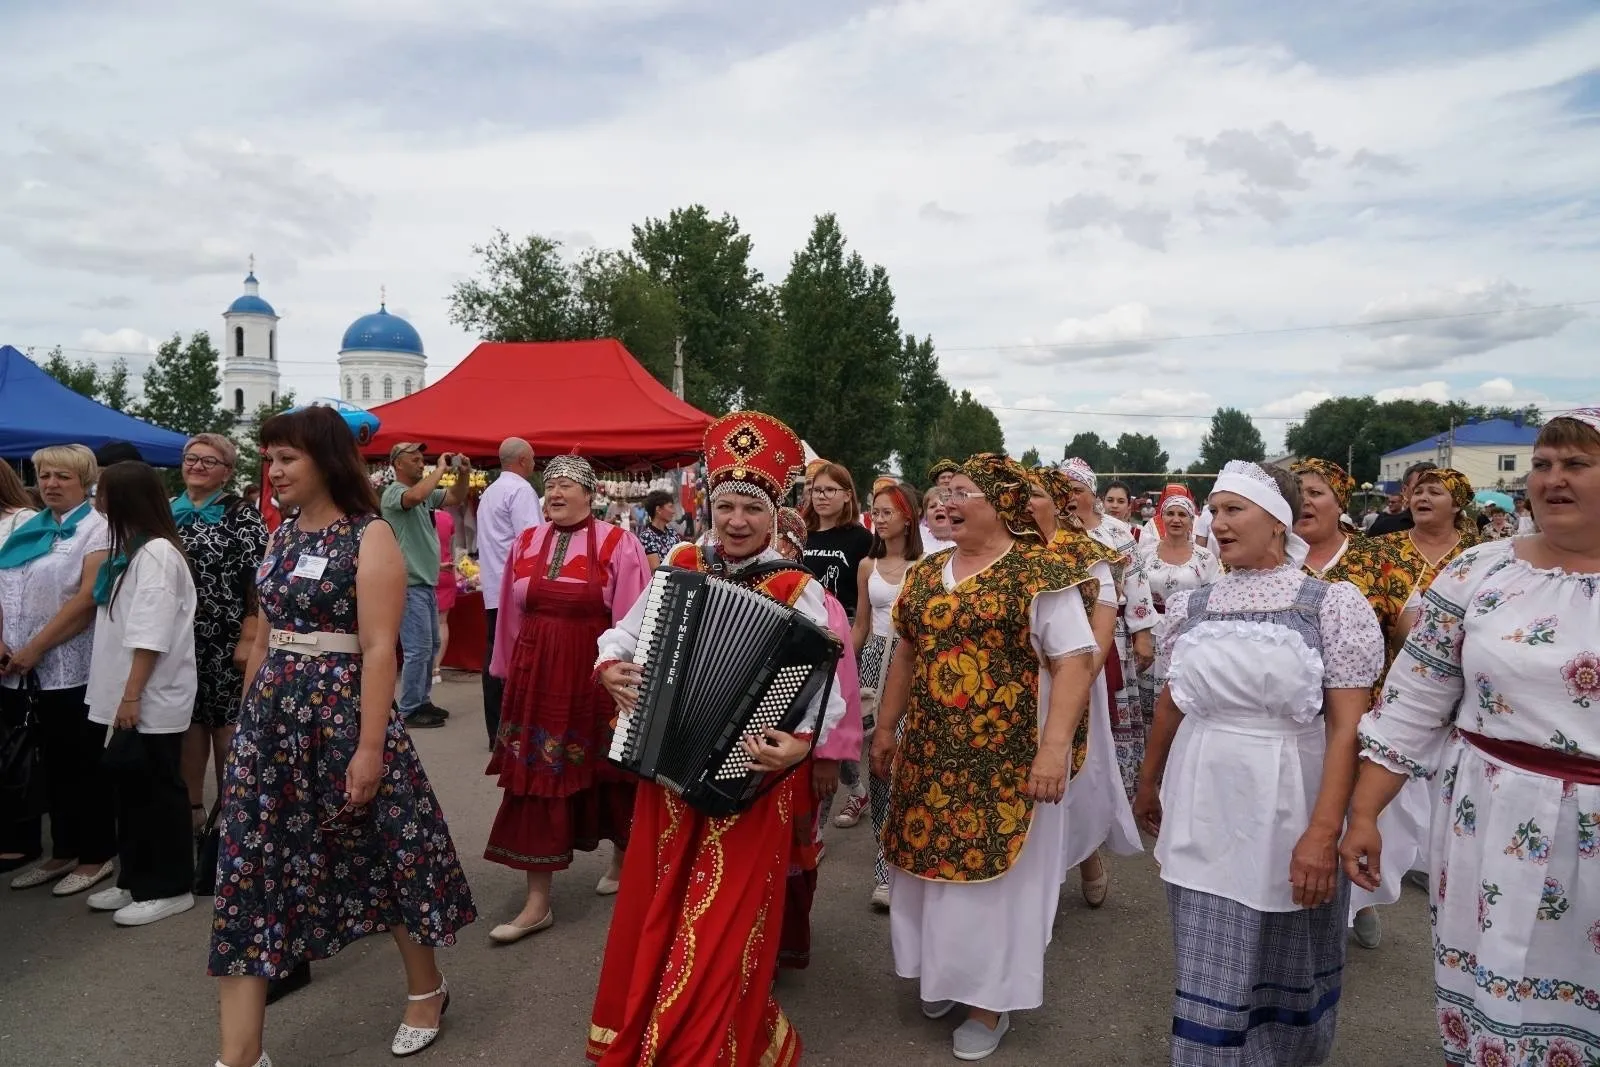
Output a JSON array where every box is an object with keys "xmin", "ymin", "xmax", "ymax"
[
  {"xmin": 1341, "ymin": 409, "xmax": 1600, "ymax": 1067},
  {"xmin": 1380, "ymin": 466, "xmax": 1481, "ymax": 592},
  {"xmin": 873, "ymin": 454, "xmax": 1100, "ymax": 1061},
  {"xmin": 210, "ymin": 407, "xmax": 475, "ymax": 1067}
]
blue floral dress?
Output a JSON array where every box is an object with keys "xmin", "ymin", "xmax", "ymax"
[{"xmin": 208, "ymin": 514, "xmax": 476, "ymax": 979}]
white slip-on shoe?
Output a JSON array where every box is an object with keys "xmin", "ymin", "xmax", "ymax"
[
  {"xmin": 392, "ymin": 979, "xmax": 449, "ymax": 1057},
  {"xmin": 52, "ymin": 861, "xmax": 115, "ymax": 897},
  {"xmin": 595, "ymin": 874, "xmax": 621, "ymax": 896},
  {"xmin": 489, "ymin": 910, "xmax": 553, "ymax": 944},
  {"xmin": 952, "ymin": 1013, "xmax": 1010, "ymax": 1061},
  {"xmin": 10, "ymin": 861, "xmax": 74, "ymax": 890},
  {"xmin": 921, "ymin": 999, "xmax": 956, "ymax": 1020},
  {"xmin": 214, "ymin": 1054, "xmax": 271, "ymax": 1067},
  {"xmin": 113, "ymin": 893, "xmax": 195, "ymax": 926},
  {"xmin": 870, "ymin": 884, "xmax": 891, "ymax": 911},
  {"xmin": 1352, "ymin": 907, "xmax": 1382, "ymax": 950},
  {"xmin": 88, "ymin": 886, "xmax": 133, "ymax": 912}
]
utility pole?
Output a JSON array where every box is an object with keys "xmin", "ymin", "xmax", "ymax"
[{"xmin": 672, "ymin": 336, "xmax": 685, "ymax": 401}]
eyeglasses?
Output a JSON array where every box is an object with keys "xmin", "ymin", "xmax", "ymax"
[
  {"xmin": 869, "ymin": 508, "xmax": 898, "ymax": 521},
  {"xmin": 809, "ymin": 487, "xmax": 843, "ymax": 498},
  {"xmin": 182, "ymin": 455, "xmax": 231, "ymax": 471},
  {"xmin": 935, "ymin": 489, "xmax": 986, "ymax": 503}
]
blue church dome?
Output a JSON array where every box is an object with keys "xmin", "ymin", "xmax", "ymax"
[
  {"xmin": 226, "ymin": 272, "xmax": 277, "ymax": 317},
  {"xmin": 340, "ymin": 305, "xmax": 424, "ymax": 355}
]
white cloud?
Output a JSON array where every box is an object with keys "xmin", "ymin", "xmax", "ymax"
[
  {"xmin": 1374, "ymin": 380, "xmax": 1452, "ymax": 403},
  {"xmin": 1011, "ymin": 304, "xmax": 1164, "ymax": 365},
  {"xmin": 1257, "ymin": 389, "xmax": 1333, "ymax": 418},
  {"xmin": 1184, "ymin": 121, "xmax": 1335, "ymax": 192},
  {"xmin": 1347, "ymin": 278, "xmax": 1584, "ymax": 371}
]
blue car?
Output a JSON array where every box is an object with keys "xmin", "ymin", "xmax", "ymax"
[{"xmin": 295, "ymin": 397, "xmax": 382, "ymax": 444}]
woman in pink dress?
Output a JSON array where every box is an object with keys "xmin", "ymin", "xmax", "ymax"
[
  {"xmin": 484, "ymin": 456, "xmax": 650, "ymax": 943},
  {"xmin": 431, "ymin": 508, "xmax": 456, "ymax": 684}
]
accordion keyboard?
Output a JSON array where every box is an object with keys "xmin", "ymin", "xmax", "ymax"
[
  {"xmin": 712, "ymin": 664, "xmax": 812, "ymax": 780},
  {"xmin": 606, "ymin": 573, "xmax": 672, "ymax": 765}
]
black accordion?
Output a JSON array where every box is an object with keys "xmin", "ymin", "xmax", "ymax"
[{"xmin": 606, "ymin": 566, "xmax": 842, "ymax": 815}]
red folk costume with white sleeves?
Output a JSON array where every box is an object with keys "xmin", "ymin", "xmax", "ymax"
[
  {"xmin": 485, "ymin": 471, "xmax": 651, "ymax": 873},
  {"xmin": 587, "ymin": 412, "xmax": 823, "ymax": 1067}
]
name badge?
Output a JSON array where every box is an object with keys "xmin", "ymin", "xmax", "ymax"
[{"xmin": 292, "ymin": 555, "xmax": 329, "ymax": 581}]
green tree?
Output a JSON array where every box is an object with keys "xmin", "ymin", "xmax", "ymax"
[
  {"xmin": 1108, "ymin": 432, "xmax": 1169, "ymax": 495},
  {"xmin": 569, "ymin": 249, "xmax": 682, "ymax": 385},
  {"xmin": 448, "ymin": 230, "xmax": 581, "ymax": 342},
  {"xmin": 236, "ymin": 392, "xmax": 296, "ymax": 490},
  {"xmin": 1284, "ymin": 396, "xmax": 1507, "ymax": 484},
  {"xmin": 140, "ymin": 331, "xmax": 232, "ymax": 435},
  {"xmin": 936, "ymin": 390, "xmax": 1005, "ymax": 464},
  {"xmin": 1018, "ymin": 447, "xmax": 1042, "ymax": 468},
  {"xmin": 38, "ymin": 346, "xmax": 101, "ymax": 398},
  {"xmin": 631, "ymin": 205, "xmax": 777, "ymax": 412},
  {"xmin": 893, "ymin": 334, "xmax": 951, "ymax": 483},
  {"xmin": 99, "ymin": 358, "xmax": 134, "ymax": 412},
  {"xmin": 768, "ymin": 214, "xmax": 904, "ymax": 487},
  {"xmin": 1198, "ymin": 407, "xmax": 1266, "ymax": 473},
  {"xmin": 1061, "ymin": 431, "xmax": 1116, "ymax": 474}
]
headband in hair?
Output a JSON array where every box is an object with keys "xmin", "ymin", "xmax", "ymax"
[
  {"xmin": 544, "ymin": 454, "xmax": 597, "ymax": 491},
  {"xmin": 1210, "ymin": 460, "xmax": 1308, "ymax": 567},
  {"xmin": 1291, "ymin": 458, "xmax": 1355, "ymax": 512},
  {"xmin": 1557, "ymin": 406, "xmax": 1600, "ymax": 437},
  {"xmin": 776, "ymin": 507, "xmax": 807, "ymax": 553}
]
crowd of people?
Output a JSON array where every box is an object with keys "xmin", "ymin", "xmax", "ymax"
[{"xmin": 0, "ymin": 400, "xmax": 1595, "ymax": 1067}]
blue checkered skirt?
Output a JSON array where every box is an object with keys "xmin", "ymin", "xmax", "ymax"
[{"xmin": 1167, "ymin": 881, "xmax": 1348, "ymax": 1066}]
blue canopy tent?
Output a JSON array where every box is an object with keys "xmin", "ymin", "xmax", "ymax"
[{"xmin": 0, "ymin": 344, "xmax": 189, "ymax": 466}]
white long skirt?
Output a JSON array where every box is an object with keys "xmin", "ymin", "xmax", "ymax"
[
  {"xmin": 1349, "ymin": 776, "xmax": 1431, "ymax": 919},
  {"xmin": 1060, "ymin": 664, "xmax": 1143, "ymax": 874},
  {"xmin": 889, "ymin": 796, "xmax": 1066, "ymax": 1013}
]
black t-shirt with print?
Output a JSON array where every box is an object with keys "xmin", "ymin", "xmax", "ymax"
[{"xmin": 802, "ymin": 523, "xmax": 875, "ymax": 619}]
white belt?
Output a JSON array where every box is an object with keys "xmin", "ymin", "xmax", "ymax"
[{"xmin": 268, "ymin": 629, "xmax": 362, "ymax": 656}]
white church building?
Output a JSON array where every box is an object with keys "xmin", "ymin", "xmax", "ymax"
[{"xmin": 219, "ymin": 268, "xmax": 428, "ymax": 420}]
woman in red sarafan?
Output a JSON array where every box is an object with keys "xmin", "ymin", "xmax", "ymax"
[
  {"xmin": 588, "ymin": 411, "xmax": 847, "ymax": 1067},
  {"xmin": 483, "ymin": 454, "xmax": 651, "ymax": 943}
]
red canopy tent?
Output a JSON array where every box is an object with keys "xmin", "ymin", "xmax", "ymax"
[{"xmin": 362, "ymin": 339, "xmax": 713, "ymax": 466}]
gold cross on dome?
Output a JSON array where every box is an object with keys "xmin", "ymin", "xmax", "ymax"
[
  {"xmin": 380, "ymin": 284, "xmax": 387, "ymax": 308},
  {"xmin": 248, "ymin": 253, "xmax": 255, "ymax": 274}
]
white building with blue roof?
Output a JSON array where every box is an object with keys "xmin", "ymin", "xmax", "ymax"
[
  {"xmin": 1378, "ymin": 416, "xmax": 1540, "ymax": 491},
  {"xmin": 220, "ymin": 264, "xmax": 281, "ymax": 418},
  {"xmin": 337, "ymin": 290, "xmax": 427, "ymax": 408}
]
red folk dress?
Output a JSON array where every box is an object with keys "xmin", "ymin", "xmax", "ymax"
[
  {"xmin": 485, "ymin": 518, "xmax": 649, "ymax": 872},
  {"xmin": 587, "ymin": 543, "xmax": 809, "ymax": 1067}
]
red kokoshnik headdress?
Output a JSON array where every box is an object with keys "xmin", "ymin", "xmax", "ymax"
[{"xmin": 703, "ymin": 411, "xmax": 805, "ymax": 506}]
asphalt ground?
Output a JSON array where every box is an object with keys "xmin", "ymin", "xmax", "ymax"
[{"xmin": 0, "ymin": 674, "xmax": 1441, "ymax": 1066}]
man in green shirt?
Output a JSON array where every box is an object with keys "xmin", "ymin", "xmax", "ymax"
[{"xmin": 382, "ymin": 442, "xmax": 471, "ymax": 728}]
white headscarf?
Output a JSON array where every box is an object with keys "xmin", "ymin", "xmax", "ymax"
[{"xmin": 1209, "ymin": 460, "xmax": 1309, "ymax": 568}]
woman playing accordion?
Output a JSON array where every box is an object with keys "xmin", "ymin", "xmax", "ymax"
[{"xmin": 588, "ymin": 411, "xmax": 847, "ymax": 1067}]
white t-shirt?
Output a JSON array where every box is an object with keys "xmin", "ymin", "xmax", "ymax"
[
  {"xmin": 86, "ymin": 538, "xmax": 198, "ymax": 734},
  {"xmin": 0, "ymin": 507, "xmax": 110, "ymax": 691}
]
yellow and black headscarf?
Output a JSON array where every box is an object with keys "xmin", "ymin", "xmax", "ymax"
[
  {"xmin": 1291, "ymin": 458, "xmax": 1355, "ymax": 512},
  {"xmin": 1418, "ymin": 467, "xmax": 1477, "ymax": 536},
  {"xmin": 961, "ymin": 452, "xmax": 1040, "ymax": 540}
]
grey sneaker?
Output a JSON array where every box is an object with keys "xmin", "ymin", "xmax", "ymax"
[
  {"xmin": 952, "ymin": 1013, "xmax": 1010, "ymax": 1061},
  {"xmin": 921, "ymin": 999, "xmax": 956, "ymax": 1019},
  {"xmin": 1352, "ymin": 907, "xmax": 1382, "ymax": 950},
  {"xmin": 1403, "ymin": 869, "xmax": 1430, "ymax": 893}
]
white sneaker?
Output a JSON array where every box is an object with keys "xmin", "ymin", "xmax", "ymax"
[
  {"xmin": 870, "ymin": 884, "xmax": 890, "ymax": 911},
  {"xmin": 112, "ymin": 892, "xmax": 195, "ymax": 927},
  {"xmin": 953, "ymin": 1013, "xmax": 1010, "ymax": 1061},
  {"xmin": 88, "ymin": 886, "xmax": 133, "ymax": 912}
]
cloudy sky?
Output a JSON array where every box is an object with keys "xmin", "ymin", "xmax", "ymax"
[{"xmin": 3, "ymin": 0, "xmax": 1596, "ymax": 465}]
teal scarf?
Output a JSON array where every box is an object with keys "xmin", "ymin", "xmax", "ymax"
[
  {"xmin": 92, "ymin": 537, "xmax": 147, "ymax": 607},
  {"xmin": 0, "ymin": 501, "xmax": 93, "ymax": 570},
  {"xmin": 172, "ymin": 491, "xmax": 227, "ymax": 527}
]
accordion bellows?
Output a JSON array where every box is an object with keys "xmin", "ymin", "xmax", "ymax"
[{"xmin": 608, "ymin": 568, "xmax": 842, "ymax": 815}]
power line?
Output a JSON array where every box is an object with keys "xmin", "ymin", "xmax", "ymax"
[{"xmin": 941, "ymin": 300, "xmax": 1600, "ymax": 352}]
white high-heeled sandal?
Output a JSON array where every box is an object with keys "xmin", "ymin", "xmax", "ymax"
[{"xmin": 392, "ymin": 978, "xmax": 449, "ymax": 1058}]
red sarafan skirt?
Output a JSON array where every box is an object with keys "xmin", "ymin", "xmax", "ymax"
[
  {"xmin": 587, "ymin": 780, "xmax": 804, "ymax": 1067},
  {"xmin": 484, "ymin": 573, "xmax": 634, "ymax": 872}
]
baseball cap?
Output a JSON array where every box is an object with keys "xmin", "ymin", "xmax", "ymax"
[{"xmin": 389, "ymin": 442, "xmax": 427, "ymax": 463}]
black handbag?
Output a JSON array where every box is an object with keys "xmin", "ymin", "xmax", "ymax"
[
  {"xmin": 0, "ymin": 676, "xmax": 47, "ymax": 821},
  {"xmin": 194, "ymin": 801, "xmax": 221, "ymax": 896}
]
